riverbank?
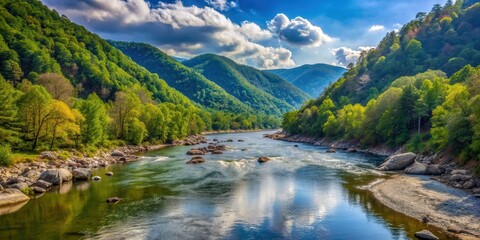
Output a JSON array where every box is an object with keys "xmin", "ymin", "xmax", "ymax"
[
  {"xmin": 370, "ymin": 175, "xmax": 480, "ymax": 239},
  {"xmin": 0, "ymin": 135, "xmax": 207, "ymax": 209},
  {"xmin": 202, "ymin": 129, "xmax": 265, "ymax": 135}
]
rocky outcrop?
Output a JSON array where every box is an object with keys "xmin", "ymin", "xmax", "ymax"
[
  {"xmin": 257, "ymin": 157, "xmax": 270, "ymax": 163},
  {"xmin": 414, "ymin": 230, "xmax": 439, "ymax": 240},
  {"xmin": 38, "ymin": 169, "xmax": 72, "ymax": 185},
  {"xmin": 186, "ymin": 156, "xmax": 205, "ymax": 164},
  {"xmin": 404, "ymin": 162, "xmax": 444, "ymax": 175},
  {"xmin": 72, "ymin": 168, "xmax": 92, "ymax": 181},
  {"xmin": 0, "ymin": 189, "xmax": 29, "ymax": 207},
  {"xmin": 377, "ymin": 152, "xmax": 416, "ymax": 171}
]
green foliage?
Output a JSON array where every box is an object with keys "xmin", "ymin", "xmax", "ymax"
[
  {"xmin": 126, "ymin": 118, "xmax": 147, "ymax": 145},
  {"xmin": 0, "ymin": 144, "xmax": 13, "ymax": 166},
  {"xmin": 74, "ymin": 93, "xmax": 108, "ymax": 147}
]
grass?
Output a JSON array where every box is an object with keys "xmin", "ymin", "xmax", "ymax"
[{"xmin": 11, "ymin": 152, "xmax": 38, "ymax": 164}]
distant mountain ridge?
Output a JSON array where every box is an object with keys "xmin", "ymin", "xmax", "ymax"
[
  {"xmin": 267, "ymin": 64, "xmax": 346, "ymax": 97},
  {"xmin": 183, "ymin": 54, "xmax": 310, "ymax": 116}
]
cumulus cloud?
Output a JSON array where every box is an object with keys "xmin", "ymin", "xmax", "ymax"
[
  {"xmin": 205, "ymin": 0, "xmax": 237, "ymax": 11},
  {"xmin": 331, "ymin": 46, "xmax": 375, "ymax": 66},
  {"xmin": 267, "ymin": 13, "xmax": 333, "ymax": 47},
  {"xmin": 42, "ymin": 0, "xmax": 294, "ymax": 69},
  {"xmin": 368, "ymin": 25, "xmax": 385, "ymax": 32}
]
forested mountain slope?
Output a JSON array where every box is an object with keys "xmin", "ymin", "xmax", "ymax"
[
  {"xmin": 283, "ymin": 1, "xmax": 480, "ymax": 162},
  {"xmin": 184, "ymin": 54, "xmax": 310, "ymax": 116},
  {"xmin": 267, "ymin": 64, "xmax": 346, "ymax": 97},
  {"xmin": 108, "ymin": 41, "xmax": 254, "ymax": 114}
]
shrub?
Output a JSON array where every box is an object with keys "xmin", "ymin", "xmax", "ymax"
[{"xmin": 0, "ymin": 144, "xmax": 13, "ymax": 166}]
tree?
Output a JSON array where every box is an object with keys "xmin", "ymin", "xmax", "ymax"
[
  {"xmin": 75, "ymin": 93, "xmax": 108, "ymax": 146},
  {"xmin": 46, "ymin": 100, "xmax": 80, "ymax": 150},
  {"xmin": 18, "ymin": 85, "xmax": 53, "ymax": 150},
  {"xmin": 0, "ymin": 76, "xmax": 21, "ymax": 145},
  {"xmin": 111, "ymin": 91, "xmax": 141, "ymax": 139},
  {"xmin": 37, "ymin": 73, "xmax": 74, "ymax": 103}
]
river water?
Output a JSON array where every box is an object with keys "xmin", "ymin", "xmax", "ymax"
[{"xmin": 0, "ymin": 131, "xmax": 451, "ymax": 239}]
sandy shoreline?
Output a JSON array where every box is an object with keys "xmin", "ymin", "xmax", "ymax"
[{"xmin": 369, "ymin": 175, "xmax": 480, "ymax": 239}]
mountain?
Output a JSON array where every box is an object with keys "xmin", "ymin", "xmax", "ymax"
[
  {"xmin": 108, "ymin": 41, "xmax": 253, "ymax": 114},
  {"xmin": 183, "ymin": 54, "xmax": 310, "ymax": 116},
  {"xmin": 267, "ymin": 64, "xmax": 346, "ymax": 97},
  {"xmin": 283, "ymin": 1, "xmax": 480, "ymax": 159}
]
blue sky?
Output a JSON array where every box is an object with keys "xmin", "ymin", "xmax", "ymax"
[{"xmin": 42, "ymin": 0, "xmax": 448, "ymax": 68}]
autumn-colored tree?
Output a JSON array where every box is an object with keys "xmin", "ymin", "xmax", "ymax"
[{"xmin": 37, "ymin": 73, "xmax": 74, "ymax": 104}]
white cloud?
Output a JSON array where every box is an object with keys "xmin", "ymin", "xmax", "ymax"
[
  {"xmin": 368, "ymin": 25, "xmax": 385, "ymax": 32},
  {"xmin": 205, "ymin": 0, "xmax": 237, "ymax": 11},
  {"xmin": 331, "ymin": 46, "xmax": 375, "ymax": 66},
  {"xmin": 267, "ymin": 13, "xmax": 333, "ymax": 47},
  {"xmin": 43, "ymin": 0, "xmax": 295, "ymax": 69}
]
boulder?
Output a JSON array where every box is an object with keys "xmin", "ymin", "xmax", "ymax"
[
  {"xmin": 226, "ymin": 139, "xmax": 233, "ymax": 142},
  {"xmin": 294, "ymin": 145, "xmax": 299, "ymax": 147},
  {"xmin": 72, "ymin": 168, "xmax": 92, "ymax": 181},
  {"xmin": 106, "ymin": 197, "xmax": 121, "ymax": 203},
  {"xmin": 186, "ymin": 156, "xmax": 205, "ymax": 164},
  {"xmin": 0, "ymin": 189, "xmax": 30, "ymax": 207},
  {"xmin": 110, "ymin": 151, "xmax": 126, "ymax": 157},
  {"xmin": 238, "ymin": 139, "xmax": 244, "ymax": 142},
  {"xmin": 326, "ymin": 148, "xmax": 336, "ymax": 153},
  {"xmin": 38, "ymin": 169, "xmax": 73, "ymax": 185},
  {"xmin": 33, "ymin": 180, "xmax": 52, "ymax": 189},
  {"xmin": 414, "ymin": 230, "xmax": 439, "ymax": 240},
  {"xmin": 451, "ymin": 169, "xmax": 468, "ymax": 175},
  {"xmin": 462, "ymin": 180, "xmax": 476, "ymax": 189},
  {"xmin": 377, "ymin": 152, "xmax": 416, "ymax": 171},
  {"xmin": 258, "ymin": 157, "xmax": 270, "ymax": 163},
  {"xmin": 405, "ymin": 162, "xmax": 444, "ymax": 175},
  {"xmin": 92, "ymin": 176, "xmax": 101, "ymax": 181},
  {"xmin": 105, "ymin": 172, "xmax": 114, "ymax": 176},
  {"xmin": 449, "ymin": 174, "xmax": 471, "ymax": 182},
  {"xmin": 212, "ymin": 150, "xmax": 223, "ymax": 154},
  {"xmin": 32, "ymin": 186, "xmax": 46, "ymax": 193},
  {"xmin": 187, "ymin": 149, "xmax": 205, "ymax": 155},
  {"xmin": 40, "ymin": 151, "xmax": 57, "ymax": 160},
  {"xmin": 11, "ymin": 182, "xmax": 29, "ymax": 191}
]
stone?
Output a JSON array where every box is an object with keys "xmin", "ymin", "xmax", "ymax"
[
  {"xmin": 92, "ymin": 176, "xmax": 101, "ymax": 181},
  {"xmin": 294, "ymin": 145, "xmax": 299, "ymax": 147},
  {"xmin": 474, "ymin": 194, "xmax": 480, "ymax": 198},
  {"xmin": 105, "ymin": 172, "xmax": 114, "ymax": 176},
  {"xmin": 238, "ymin": 139, "xmax": 244, "ymax": 142},
  {"xmin": 258, "ymin": 157, "xmax": 270, "ymax": 163},
  {"xmin": 33, "ymin": 180, "xmax": 52, "ymax": 189},
  {"xmin": 40, "ymin": 151, "xmax": 57, "ymax": 160},
  {"xmin": 414, "ymin": 230, "xmax": 439, "ymax": 240},
  {"xmin": 462, "ymin": 180, "xmax": 476, "ymax": 189},
  {"xmin": 226, "ymin": 139, "xmax": 233, "ymax": 142},
  {"xmin": 0, "ymin": 189, "xmax": 30, "ymax": 207},
  {"xmin": 72, "ymin": 168, "xmax": 92, "ymax": 181},
  {"xmin": 405, "ymin": 162, "xmax": 444, "ymax": 175},
  {"xmin": 186, "ymin": 156, "xmax": 205, "ymax": 164},
  {"xmin": 38, "ymin": 169, "xmax": 73, "ymax": 185},
  {"xmin": 212, "ymin": 150, "xmax": 223, "ymax": 154},
  {"xmin": 110, "ymin": 151, "xmax": 126, "ymax": 157},
  {"xmin": 106, "ymin": 197, "xmax": 121, "ymax": 203},
  {"xmin": 187, "ymin": 149, "xmax": 205, "ymax": 155},
  {"xmin": 421, "ymin": 216, "xmax": 430, "ymax": 223},
  {"xmin": 346, "ymin": 148, "xmax": 357, "ymax": 153},
  {"xmin": 11, "ymin": 182, "xmax": 29, "ymax": 191},
  {"xmin": 451, "ymin": 169, "xmax": 468, "ymax": 175},
  {"xmin": 447, "ymin": 227, "xmax": 462, "ymax": 233},
  {"xmin": 377, "ymin": 152, "xmax": 416, "ymax": 171},
  {"xmin": 32, "ymin": 186, "xmax": 46, "ymax": 193},
  {"xmin": 449, "ymin": 174, "xmax": 471, "ymax": 182},
  {"xmin": 22, "ymin": 170, "xmax": 39, "ymax": 178},
  {"xmin": 326, "ymin": 148, "xmax": 336, "ymax": 153}
]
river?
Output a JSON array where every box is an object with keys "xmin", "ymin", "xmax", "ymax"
[{"xmin": 0, "ymin": 131, "xmax": 452, "ymax": 239}]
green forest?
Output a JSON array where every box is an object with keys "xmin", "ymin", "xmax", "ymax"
[{"xmin": 283, "ymin": 1, "xmax": 480, "ymax": 164}]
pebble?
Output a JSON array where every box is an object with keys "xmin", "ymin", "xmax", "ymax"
[
  {"xmin": 92, "ymin": 176, "xmax": 101, "ymax": 181},
  {"xmin": 105, "ymin": 172, "xmax": 114, "ymax": 176}
]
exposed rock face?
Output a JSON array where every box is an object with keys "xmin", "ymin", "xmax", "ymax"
[
  {"xmin": 0, "ymin": 189, "xmax": 30, "ymax": 207},
  {"xmin": 257, "ymin": 157, "xmax": 270, "ymax": 163},
  {"xmin": 405, "ymin": 162, "xmax": 444, "ymax": 175},
  {"xmin": 186, "ymin": 156, "xmax": 205, "ymax": 164},
  {"xmin": 72, "ymin": 168, "xmax": 92, "ymax": 181},
  {"xmin": 38, "ymin": 169, "xmax": 73, "ymax": 185},
  {"xmin": 414, "ymin": 230, "xmax": 439, "ymax": 240},
  {"xmin": 187, "ymin": 149, "xmax": 205, "ymax": 155},
  {"xmin": 377, "ymin": 152, "xmax": 416, "ymax": 171}
]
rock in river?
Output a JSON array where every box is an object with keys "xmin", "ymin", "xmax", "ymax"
[
  {"xmin": 33, "ymin": 180, "xmax": 52, "ymax": 189},
  {"xmin": 414, "ymin": 230, "xmax": 439, "ymax": 240},
  {"xmin": 72, "ymin": 168, "xmax": 92, "ymax": 181},
  {"xmin": 32, "ymin": 186, "xmax": 46, "ymax": 193},
  {"xmin": 105, "ymin": 172, "xmax": 114, "ymax": 176},
  {"xmin": 186, "ymin": 156, "xmax": 205, "ymax": 164},
  {"xmin": 326, "ymin": 148, "xmax": 336, "ymax": 153},
  {"xmin": 187, "ymin": 149, "xmax": 205, "ymax": 155},
  {"xmin": 258, "ymin": 157, "xmax": 270, "ymax": 163},
  {"xmin": 0, "ymin": 189, "xmax": 30, "ymax": 207},
  {"xmin": 10, "ymin": 182, "xmax": 29, "ymax": 191},
  {"xmin": 106, "ymin": 197, "xmax": 122, "ymax": 203},
  {"xmin": 38, "ymin": 169, "xmax": 73, "ymax": 185},
  {"xmin": 377, "ymin": 152, "xmax": 416, "ymax": 171},
  {"xmin": 92, "ymin": 176, "xmax": 101, "ymax": 181}
]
